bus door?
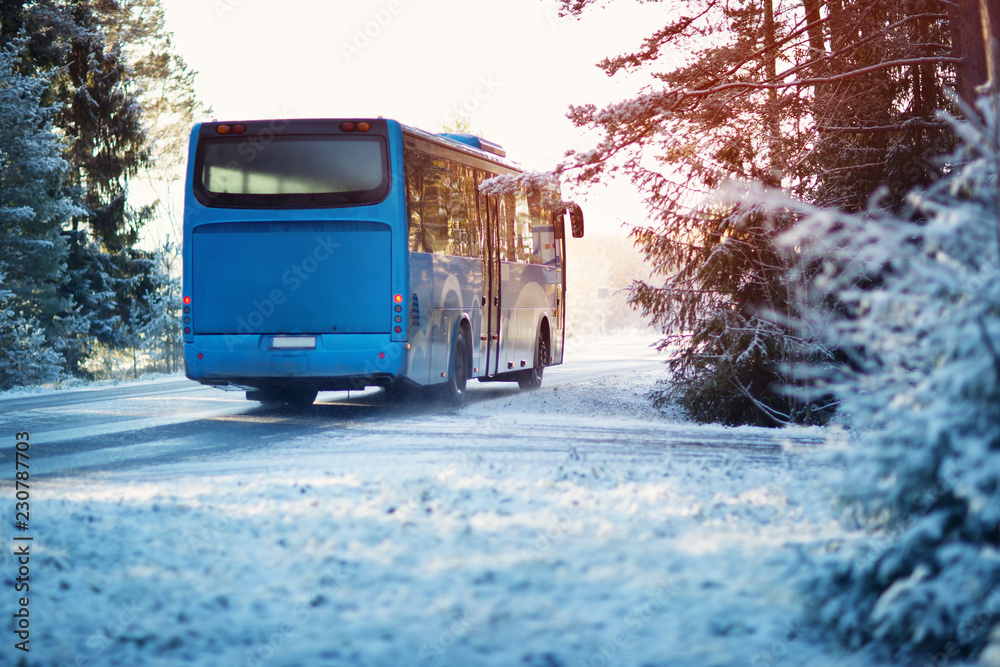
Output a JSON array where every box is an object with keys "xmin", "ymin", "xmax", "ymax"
[
  {"xmin": 552, "ymin": 206, "xmax": 567, "ymax": 365},
  {"xmin": 481, "ymin": 192, "xmax": 502, "ymax": 377}
]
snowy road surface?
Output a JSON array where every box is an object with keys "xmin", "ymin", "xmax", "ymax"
[{"xmin": 1, "ymin": 334, "xmax": 876, "ymax": 667}]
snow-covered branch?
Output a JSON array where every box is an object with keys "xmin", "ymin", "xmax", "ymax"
[{"xmin": 681, "ymin": 57, "xmax": 961, "ymax": 99}]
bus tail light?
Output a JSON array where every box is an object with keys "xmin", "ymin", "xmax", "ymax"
[
  {"xmin": 340, "ymin": 121, "xmax": 373, "ymax": 132},
  {"xmin": 391, "ymin": 294, "xmax": 404, "ymax": 334},
  {"xmin": 215, "ymin": 124, "xmax": 245, "ymax": 135},
  {"xmin": 183, "ymin": 296, "xmax": 193, "ymax": 337}
]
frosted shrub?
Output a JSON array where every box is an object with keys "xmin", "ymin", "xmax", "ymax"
[{"xmin": 782, "ymin": 94, "xmax": 1000, "ymax": 661}]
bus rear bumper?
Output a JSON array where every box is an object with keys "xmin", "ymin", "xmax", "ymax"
[{"xmin": 183, "ymin": 334, "xmax": 407, "ymax": 391}]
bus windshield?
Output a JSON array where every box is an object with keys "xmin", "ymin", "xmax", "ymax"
[{"xmin": 195, "ymin": 135, "xmax": 389, "ymax": 208}]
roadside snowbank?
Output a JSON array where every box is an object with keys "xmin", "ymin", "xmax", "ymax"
[{"xmin": 2, "ymin": 355, "xmax": 885, "ymax": 667}]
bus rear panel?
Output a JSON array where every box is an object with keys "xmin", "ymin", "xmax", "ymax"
[{"xmin": 183, "ymin": 119, "xmax": 409, "ymax": 394}]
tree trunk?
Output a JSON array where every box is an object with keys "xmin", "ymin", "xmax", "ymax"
[
  {"xmin": 950, "ymin": 0, "xmax": 1000, "ymax": 108},
  {"xmin": 763, "ymin": 0, "xmax": 782, "ymax": 187},
  {"xmin": 802, "ymin": 0, "xmax": 830, "ymax": 132},
  {"xmin": 980, "ymin": 0, "xmax": 999, "ymax": 94},
  {"xmin": 801, "ymin": 0, "xmax": 825, "ymax": 57}
]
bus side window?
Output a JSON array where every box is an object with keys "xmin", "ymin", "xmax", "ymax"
[
  {"xmin": 514, "ymin": 186, "xmax": 535, "ymax": 263},
  {"xmin": 405, "ymin": 148, "xmax": 445, "ymax": 253},
  {"xmin": 405, "ymin": 147, "xmax": 484, "ymax": 259},
  {"xmin": 527, "ymin": 187, "xmax": 558, "ymax": 266},
  {"xmin": 499, "ymin": 193, "xmax": 517, "ymax": 262},
  {"xmin": 448, "ymin": 162, "xmax": 481, "ymax": 259}
]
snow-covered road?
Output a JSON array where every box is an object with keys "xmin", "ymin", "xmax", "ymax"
[{"xmin": 1, "ymin": 334, "xmax": 877, "ymax": 667}]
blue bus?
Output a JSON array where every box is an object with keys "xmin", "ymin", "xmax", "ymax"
[{"xmin": 182, "ymin": 118, "xmax": 583, "ymax": 406}]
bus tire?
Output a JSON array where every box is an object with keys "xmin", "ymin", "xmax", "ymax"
[
  {"xmin": 441, "ymin": 326, "xmax": 470, "ymax": 405},
  {"xmin": 518, "ymin": 328, "xmax": 548, "ymax": 390}
]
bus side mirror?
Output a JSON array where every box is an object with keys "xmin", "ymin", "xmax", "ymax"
[{"xmin": 569, "ymin": 203, "xmax": 584, "ymax": 238}]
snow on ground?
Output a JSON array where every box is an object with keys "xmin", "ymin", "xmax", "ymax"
[
  {"xmin": 0, "ymin": 371, "xmax": 188, "ymax": 400},
  {"xmin": 2, "ymin": 339, "xmax": 895, "ymax": 667}
]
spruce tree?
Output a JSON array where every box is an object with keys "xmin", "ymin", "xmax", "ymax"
[
  {"xmin": 2, "ymin": 0, "xmax": 204, "ymax": 379},
  {"xmin": 784, "ymin": 91, "xmax": 1000, "ymax": 663},
  {"xmin": 0, "ymin": 40, "xmax": 80, "ymax": 387},
  {"xmin": 809, "ymin": 0, "xmax": 956, "ymax": 212},
  {"xmin": 135, "ymin": 238, "xmax": 182, "ymax": 373},
  {"xmin": 555, "ymin": 0, "xmax": 959, "ymax": 425}
]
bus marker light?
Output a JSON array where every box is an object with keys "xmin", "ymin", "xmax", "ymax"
[
  {"xmin": 393, "ymin": 294, "xmax": 403, "ymax": 303},
  {"xmin": 183, "ymin": 296, "xmax": 192, "ymax": 304},
  {"xmin": 441, "ymin": 372, "xmax": 446, "ymax": 378},
  {"xmin": 378, "ymin": 352, "xmax": 386, "ymax": 359},
  {"xmin": 198, "ymin": 353, "xmax": 204, "ymax": 360},
  {"xmin": 357, "ymin": 121, "xmax": 372, "ymax": 132},
  {"xmin": 216, "ymin": 124, "xmax": 231, "ymax": 134},
  {"xmin": 232, "ymin": 124, "xmax": 246, "ymax": 134},
  {"xmin": 340, "ymin": 121, "xmax": 355, "ymax": 132},
  {"xmin": 184, "ymin": 327, "xmax": 191, "ymax": 334},
  {"xmin": 394, "ymin": 326, "xmax": 402, "ymax": 333}
]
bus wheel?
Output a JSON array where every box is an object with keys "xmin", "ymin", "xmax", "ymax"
[
  {"xmin": 442, "ymin": 326, "xmax": 470, "ymax": 405},
  {"xmin": 518, "ymin": 329, "xmax": 548, "ymax": 390},
  {"xmin": 247, "ymin": 388, "xmax": 317, "ymax": 407}
]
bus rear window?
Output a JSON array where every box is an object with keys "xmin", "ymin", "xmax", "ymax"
[{"xmin": 195, "ymin": 135, "xmax": 389, "ymax": 208}]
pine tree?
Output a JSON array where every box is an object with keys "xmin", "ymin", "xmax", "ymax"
[
  {"xmin": 2, "ymin": 0, "xmax": 204, "ymax": 379},
  {"xmin": 783, "ymin": 91, "xmax": 1000, "ymax": 662},
  {"xmin": 135, "ymin": 238, "xmax": 181, "ymax": 373},
  {"xmin": 0, "ymin": 1, "xmax": 148, "ymax": 376},
  {"xmin": 115, "ymin": 0, "xmax": 210, "ymax": 239},
  {"xmin": 57, "ymin": 1, "xmax": 150, "ymax": 249},
  {"xmin": 555, "ymin": 0, "xmax": 959, "ymax": 425},
  {"xmin": 0, "ymin": 275, "xmax": 65, "ymax": 388},
  {"xmin": 0, "ymin": 40, "xmax": 80, "ymax": 387},
  {"xmin": 809, "ymin": 0, "xmax": 956, "ymax": 212}
]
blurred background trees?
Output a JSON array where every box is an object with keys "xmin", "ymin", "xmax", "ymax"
[{"xmin": 0, "ymin": 0, "xmax": 206, "ymax": 386}]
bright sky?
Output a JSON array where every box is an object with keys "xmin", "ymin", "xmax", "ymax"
[{"xmin": 157, "ymin": 0, "xmax": 663, "ymax": 238}]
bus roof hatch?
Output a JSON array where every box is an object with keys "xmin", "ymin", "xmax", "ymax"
[{"xmin": 437, "ymin": 133, "xmax": 506, "ymax": 158}]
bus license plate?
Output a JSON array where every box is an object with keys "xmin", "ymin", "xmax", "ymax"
[{"xmin": 270, "ymin": 336, "xmax": 316, "ymax": 350}]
